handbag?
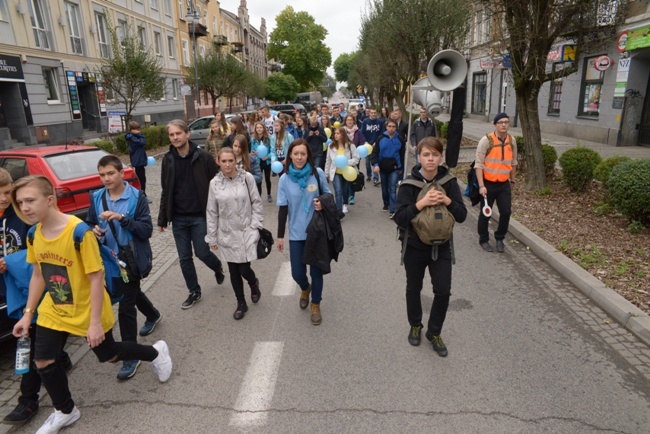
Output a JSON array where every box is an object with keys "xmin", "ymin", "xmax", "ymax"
[
  {"xmin": 257, "ymin": 227, "xmax": 274, "ymax": 259},
  {"xmin": 102, "ymin": 193, "xmax": 141, "ymax": 281},
  {"xmin": 351, "ymin": 172, "xmax": 365, "ymax": 192}
]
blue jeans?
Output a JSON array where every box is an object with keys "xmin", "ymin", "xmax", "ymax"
[
  {"xmin": 289, "ymin": 240, "xmax": 324, "ymax": 304},
  {"xmin": 332, "ymin": 174, "xmax": 350, "ymax": 211},
  {"xmin": 380, "ymin": 170, "xmax": 401, "ymax": 213},
  {"xmin": 171, "ymin": 214, "xmax": 223, "ymax": 294},
  {"xmin": 366, "ymin": 158, "xmax": 378, "ymax": 181}
]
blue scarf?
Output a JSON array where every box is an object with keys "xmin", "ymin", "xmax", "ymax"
[{"xmin": 287, "ymin": 162, "xmax": 314, "ymax": 213}]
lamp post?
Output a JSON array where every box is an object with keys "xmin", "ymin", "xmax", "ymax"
[{"xmin": 186, "ymin": 3, "xmax": 200, "ymax": 118}]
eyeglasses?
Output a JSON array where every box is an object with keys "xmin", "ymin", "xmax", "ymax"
[{"xmin": 496, "ymin": 121, "xmax": 510, "ymax": 125}]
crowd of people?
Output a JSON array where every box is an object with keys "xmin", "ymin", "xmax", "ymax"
[{"xmin": 1, "ymin": 101, "xmax": 517, "ymax": 433}]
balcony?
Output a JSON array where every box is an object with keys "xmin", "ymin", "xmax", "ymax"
[
  {"xmin": 231, "ymin": 41, "xmax": 243, "ymax": 53},
  {"xmin": 188, "ymin": 22, "xmax": 208, "ymax": 38},
  {"xmin": 213, "ymin": 35, "xmax": 228, "ymax": 46}
]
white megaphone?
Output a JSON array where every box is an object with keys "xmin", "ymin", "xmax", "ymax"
[
  {"xmin": 413, "ymin": 78, "xmax": 442, "ymax": 117},
  {"xmin": 412, "ymin": 49, "xmax": 468, "ymax": 93}
]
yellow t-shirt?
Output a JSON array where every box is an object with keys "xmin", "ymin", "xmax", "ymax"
[
  {"xmin": 335, "ymin": 146, "xmax": 346, "ymax": 174},
  {"xmin": 28, "ymin": 217, "xmax": 115, "ymax": 336}
]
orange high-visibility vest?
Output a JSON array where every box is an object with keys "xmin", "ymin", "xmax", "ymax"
[{"xmin": 482, "ymin": 132, "xmax": 514, "ymax": 182}]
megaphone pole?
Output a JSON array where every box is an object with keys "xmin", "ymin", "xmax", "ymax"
[{"xmin": 404, "ymin": 83, "xmax": 413, "ymax": 180}]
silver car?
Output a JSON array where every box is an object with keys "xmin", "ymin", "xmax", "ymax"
[{"xmin": 188, "ymin": 114, "xmax": 235, "ymax": 143}]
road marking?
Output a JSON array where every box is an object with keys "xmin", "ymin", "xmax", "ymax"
[
  {"xmin": 272, "ymin": 262, "xmax": 296, "ymax": 296},
  {"xmin": 229, "ymin": 341, "xmax": 284, "ymax": 427}
]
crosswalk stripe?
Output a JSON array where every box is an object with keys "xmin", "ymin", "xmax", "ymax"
[{"xmin": 272, "ymin": 262, "xmax": 296, "ymax": 296}]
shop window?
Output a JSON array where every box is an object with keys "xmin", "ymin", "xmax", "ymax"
[
  {"xmin": 578, "ymin": 56, "xmax": 604, "ymax": 118},
  {"xmin": 42, "ymin": 68, "xmax": 61, "ymax": 102},
  {"xmin": 472, "ymin": 72, "xmax": 487, "ymax": 114}
]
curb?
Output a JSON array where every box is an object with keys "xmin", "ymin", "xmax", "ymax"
[{"xmin": 458, "ymin": 180, "xmax": 650, "ymax": 347}]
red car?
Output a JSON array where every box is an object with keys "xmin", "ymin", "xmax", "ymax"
[{"xmin": 0, "ymin": 144, "xmax": 140, "ymax": 220}]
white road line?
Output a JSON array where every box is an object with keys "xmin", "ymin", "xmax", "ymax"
[
  {"xmin": 229, "ymin": 341, "xmax": 284, "ymax": 428},
  {"xmin": 272, "ymin": 262, "xmax": 296, "ymax": 296}
]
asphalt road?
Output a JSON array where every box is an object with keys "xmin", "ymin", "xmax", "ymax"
[{"xmin": 9, "ymin": 149, "xmax": 650, "ymax": 433}]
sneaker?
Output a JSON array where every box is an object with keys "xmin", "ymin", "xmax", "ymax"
[
  {"xmin": 299, "ymin": 287, "xmax": 311, "ymax": 309},
  {"xmin": 233, "ymin": 301, "xmax": 248, "ymax": 320},
  {"xmin": 267, "ymin": 194, "xmax": 273, "ymax": 203},
  {"xmin": 366, "ymin": 177, "xmax": 371, "ymax": 182},
  {"xmin": 349, "ymin": 196, "xmax": 355, "ymax": 205},
  {"xmin": 215, "ymin": 267, "xmax": 225, "ymax": 285},
  {"xmin": 310, "ymin": 303, "xmax": 322, "ymax": 325},
  {"xmin": 35, "ymin": 406, "xmax": 80, "ymax": 434},
  {"xmin": 426, "ymin": 332, "xmax": 448, "ymax": 357},
  {"xmin": 389, "ymin": 213, "xmax": 395, "ymax": 219},
  {"xmin": 139, "ymin": 311, "xmax": 162, "ymax": 336},
  {"xmin": 496, "ymin": 239, "xmax": 505, "ymax": 253},
  {"xmin": 117, "ymin": 360, "xmax": 141, "ymax": 381},
  {"xmin": 373, "ymin": 179, "xmax": 381, "ymax": 186},
  {"xmin": 181, "ymin": 292, "xmax": 201, "ymax": 309},
  {"xmin": 151, "ymin": 341, "xmax": 172, "ymax": 382},
  {"xmin": 480, "ymin": 242, "xmax": 494, "ymax": 253},
  {"xmin": 408, "ymin": 325, "xmax": 422, "ymax": 346},
  {"xmin": 250, "ymin": 279, "xmax": 261, "ymax": 304},
  {"xmin": 382, "ymin": 205, "xmax": 389, "ymax": 212},
  {"xmin": 2, "ymin": 401, "xmax": 38, "ymax": 425},
  {"xmin": 342, "ymin": 204, "xmax": 348, "ymax": 214}
]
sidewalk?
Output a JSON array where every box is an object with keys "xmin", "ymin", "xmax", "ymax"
[{"xmin": 436, "ymin": 113, "xmax": 650, "ymax": 160}]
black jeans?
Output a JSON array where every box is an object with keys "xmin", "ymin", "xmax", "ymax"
[
  {"xmin": 34, "ymin": 326, "xmax": 158, "ymax": 413},
  {"xmin": 227, "ymin": 262, "xmax": 257, "ymax": 303},
  {"xmin": 403, "ymin": 245, "xmax": 452, "ymax": 336},
  {"xmin": 260, "ymin": 162, "xmax": 271, "ymax": 195},
  {"xmin": 118, "ymin": 279, "xmax": 159, "ymax": 343},
  {"xmin": 134, "ymin": 166, "xmax": 147, "ymax": 194},
  {"xmin": 478, "ymin": 180, "xmax": 512, "ymax": 244}
]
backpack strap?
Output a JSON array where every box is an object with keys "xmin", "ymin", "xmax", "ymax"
[
  {"xmin": 27, "ymin": 225, "xmax": 38, "ymax": 246},
  {"xmin": 72, "ymin": 222, "xmax": 90, "ymax": 251}
]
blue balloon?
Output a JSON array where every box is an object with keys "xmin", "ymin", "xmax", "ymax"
[
  {"xmin": 334, "ymin": 155, "xmax": 348, "ymax": 169},
  {"xmin": 256, "ymin": 145, "xmax": 268, "ymax": 159},
  {"xmin": 357, "ymin": 145, "xmax": 369, "ymax": 158},
  {"xmin": 271, "ymin": 161, "xmax": 284, "ymax": 174},
  {"xmin": 147, "ymin": 156, "xmax": 155, "ymax": 166},
  {"xmin": 325, "ymin": 138, "xmax": 332, "ymax": 145}
]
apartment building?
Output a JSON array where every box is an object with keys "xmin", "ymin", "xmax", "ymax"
[{"xmin": 463, "ymin": 1, "xmax": 650, "ymax": 147}]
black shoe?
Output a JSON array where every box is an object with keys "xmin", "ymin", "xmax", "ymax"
[
  {"xmin": 250, "ymin": 279, "xmax": 261, "ymax": 304},
  {"xmin": 382, "ymin": 205, "xmax": 389, "ymax": 212},
  {"xmin": 408, "ymin": 325, "xmax": 422, "ymax": 346},
  {"xmin": 426, "ymin": 332, "xmax": 448, "ymax": 357},
  {"xmin": 480, "ymin": 242, "xmax": 494, "ymax": 252},
  {"xmin": 2, "ymin": 401, "xmax": 38, "ymax": 425},
  {"xmin": 496, "ymin": 239, "xmax": 505, "ymax": 253},
  {"xmin": 233, "ymin": 301, "xmax": 248, "ymax": 320},
  {"xmin": 181, "ymin": 292, "xmax": 201, "ymax": 309},
  {"xmin": 215, "ymin": 267, "xmax": 225, "ymax": 285}
]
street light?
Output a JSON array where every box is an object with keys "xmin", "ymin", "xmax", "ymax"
[{"xmin": 186, "ymin": 3, "xmax": 200, "ymax": 118}]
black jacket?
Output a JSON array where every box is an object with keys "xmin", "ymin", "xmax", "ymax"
[
  {"xmin": 306, "ymin": 124, "xmax": 327, "ymax": 160},
  {"xmin": 394, "ymin": 165, "xmax": 467, "ymax": 251},
  {"xmin": 303, "ymin": 193, "xmax": 343, "ymax": 274},
  {"xmin": 157, "ymin": 141, "xmax": 219, "ymax": 227},
  {"xmin": 410, "ymin": 118, "xmax": 437, "ymax": 147}
]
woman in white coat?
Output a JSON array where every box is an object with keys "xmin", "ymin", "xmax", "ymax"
[
  {"xmin": 206, "ymin": 147, "xmax": 264, "ymax": 320},
  {"xmin": 324, "ymin": 127, "xmax": 360, "ymax": 217}
]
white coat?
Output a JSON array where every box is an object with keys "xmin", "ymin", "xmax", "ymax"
[
  {"xmin": 205, "ymin": 168, "xmax": 264, "ymax": 263},
  {"xmin": 324, "ymin": 143, "xmax": 360, "ymax": 181}
]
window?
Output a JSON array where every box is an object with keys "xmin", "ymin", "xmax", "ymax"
[
  {"xmin": 65, "ymin": 2, "xmax": 83, "ymax": 55},
  {"xmin": 0, "ymin": 0, "xmax": 9, "ymax": 21},
  {"xmin": 163, "ymin": 0, "xmax": 171, "ymax": 16},
  {"xmin": 117, "ymin": 19, "xmax": 127, "ymax": 47},
  {"xmin": 138, "ymin": 26, "xmax": 147, "ymax": 47},
  {"xmin": 154, "ymin": 32, "xmax": 162, "ymax": 55},
  {"xmin": 167, "ymin": 35, "xmax": 175, "ymax": 58},
  {"xmin": 29, "ymin": 0, "xmax": 52, "ymax": 50},
  {"xmin": 95, "ymin": 13, "xmax": 110, "ymax": 58},
  {"xmin": 172, "ymin": 78, "xmax": 179, "ymax": 99},
  {"xmin": 579, "ymin": 56, "xmax": 605, "ymax": 117},
  {"xmin": 199, "ymin": 45, "xmax": 205, "ymax": 58},
  {"xmin": 42, "ymin": 67, "xmax": 60, "ymax": 102},
  {"xmin": 182, "ymin": 39, "xmax": 190, "ymax": 66},
  {"xmin": 2, "ymin": 159, "xmax": 28, "ymax": 181},
  {"xmin": 548, "ymin": 64, "xmax": 563, "ymax": 115},
  {"xmin": 151, "ymin": 0, "xmax": 159, "ymax": 10},
  {"xmin": 472, "ymin": 72, "xmax": 487, "ymax": 114}
]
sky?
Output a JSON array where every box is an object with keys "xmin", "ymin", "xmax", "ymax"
[{"xmin": 218, "ymin": 0, "xmax": 364, "ymax": 83}]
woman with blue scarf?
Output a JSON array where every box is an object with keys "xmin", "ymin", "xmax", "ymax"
[{"xmin": 276, "ymin": 139, "xmax": 331, "ymax": 325}]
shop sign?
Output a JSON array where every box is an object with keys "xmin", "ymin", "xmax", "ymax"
[
  {"xmin": 108, "ymin": 111, "xmax": 126, "ymax": 133},
  {"xmin": 627, "ymin": 25, "xmax": 650, "ymax": 51},
  {"xmin": 0, "ymin": 54, "xmax": 24, "ymax": 82},
  {"xmin": 547, "ymin": 45, "xmax": 576, "ymax": 62},
  {"xmin": 65, "ymin": 71, "xmax": 81, "ymax": 120}
]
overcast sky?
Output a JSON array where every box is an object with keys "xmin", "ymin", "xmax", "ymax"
[{"xmin": 218, "ymin": 0, "xmax": 364, "ymax": 81}]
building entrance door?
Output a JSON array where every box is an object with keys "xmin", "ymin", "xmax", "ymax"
[
  {"xmin": 639, "ymin": 75, "xmax": 650, "ymax": 147},
  {"xmin": 78, "ymin": 83, "xmax": 99, "ymax": 131}
]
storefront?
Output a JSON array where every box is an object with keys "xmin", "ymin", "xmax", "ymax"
[{"xmin": 0, "ymin": 54, "xmax": 34, "ymax": 147}]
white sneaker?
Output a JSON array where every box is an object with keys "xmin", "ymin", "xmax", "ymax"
[
  {"xmin": 342, "ymin": 204, "xmax": 348, "ymax": 214},
  {"xmin": 151, "ymin": 340, "xmax": 172, "ymax": 382},
  {"xmin": 35, "ymin": 406, "xmax": 80, "ymax": 434}
]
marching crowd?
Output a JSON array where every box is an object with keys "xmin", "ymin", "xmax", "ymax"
[{"xmin": 0, "ymin": 100, "xmax": 517, "ymax": 433}]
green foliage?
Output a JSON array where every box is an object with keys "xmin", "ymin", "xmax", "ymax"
[
  {"xmin": 541, "ymin": 144, "xmax": 557, "ymax": 177},
  {"xmin": 319, "ymin": 74, "xmax": 336, "ymax": 98},
  {"xmin": 593, "ymin": 156, "xmax": 630, "ymax": 184},
  {"xmin": 141, "ymin": 127, "xmax": 161, "ymax": 150},
  {"xmin": 94, "ymin": 140, "xmax": 115, "ymax": 153},
  {"xmin": 114, "ymin": 135, "xmax": 128, "ymax": 154},
  {"xmin": 434, "ymin": 119, "xmax": 444, "ymax": 138},
  {"xmin": 626, "ymin": 220, "xmax": 646, "ymax": 234},
  {"xmin": 539, "ymin": 187, "xmax": 552, "ymax": 196},
  {"xmin": 265, "ymin": 73, "xmax": 300, "ymax": 103},
  {"xmin": 558, "ymin": 147, "xmax": 602, "ymax": 192},
  {"xmin": 594, "ymin": 202, "xmax": 613, "ymax": 216},
  {"xmin": 268, "ymin": 7, "xmax": 332, "ymax": 89},
  {"xmin": 333, "ymin": 52, "xmax": 358, "ymax": 85},
  {"xmin": 160, "ymin": 126, "xmax": 171, "ymax": 147},
  {"xmin": 440, "ymin": 122, "xmax": 448, "ymax": 139},
  {"xmin": 607, "ymin": 158, "xmax": 650, "ymax": 224},
  {"xmin": 514, "ymin": 135, "xmax": 525, "ymax": 160}
]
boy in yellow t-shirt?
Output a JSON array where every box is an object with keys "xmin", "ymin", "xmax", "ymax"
[{"xmin": 11, "ymin": 175, "xmax": 172, "ymax": 434}]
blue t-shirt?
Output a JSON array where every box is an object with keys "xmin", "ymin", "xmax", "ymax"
[{"xmin": 277, "ymin": 168, "xmax": 330, "ymax": 241}]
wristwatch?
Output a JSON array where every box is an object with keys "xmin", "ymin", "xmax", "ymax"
[{"xmin": 23, "ymin": 308, "xmax": 36, "ymax": 314}]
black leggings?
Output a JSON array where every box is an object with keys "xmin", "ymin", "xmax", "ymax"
[
  {"xmin": 135, "ymin": 165, "xmax": 147, "ymax": 194},
  {"xmin": 227, "ymin": 262, "xmax": 257, "ymax": 303},
  {"xmin": 261, "ymin": 163, "xmax": 272, "ymax": 195}
]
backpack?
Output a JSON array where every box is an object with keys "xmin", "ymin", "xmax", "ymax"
[
  {"xmin": 27, "ymin": 222, "xmax": 124, "ymax": 304},
  {"xmin": 465, "ymin": 161, "xmax": 482, "ymax": 206}
]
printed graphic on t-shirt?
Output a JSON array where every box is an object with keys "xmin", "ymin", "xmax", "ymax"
[{"xmin": 41, "ymin": 263, "xmax": 73, "ymax": 305}]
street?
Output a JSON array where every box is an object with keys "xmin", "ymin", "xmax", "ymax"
[{"xmin": 2, "ymin": 144, "xmax": 649, "ymax": 433}]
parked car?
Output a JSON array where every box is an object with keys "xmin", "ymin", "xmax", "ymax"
[
  {"xmin": 269, "ymin": 103, "xmax": 307, "ymax": 118},
  {"xmin": 188, "ymin": 114, "xmax": 236, "ymax": 143}
]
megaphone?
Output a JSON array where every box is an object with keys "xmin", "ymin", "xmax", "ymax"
[
  {"xmin": 413, "ymin": 78, "xmax": 442, "ymax": 117},
  {"xmin": 426, "ymin": 49, "xmax": 468, "ymax": 92}
]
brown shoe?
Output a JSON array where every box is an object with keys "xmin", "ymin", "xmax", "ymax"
[
  {"xmin": 310, "ymin": 303, "xmax": 322, "ymax": 325},
  {"xmin": 299, "ymin": 287, "xmax": 311, "ymax": 309}
]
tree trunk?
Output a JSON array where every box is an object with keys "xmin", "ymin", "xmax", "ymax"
[{"xmin": 515, "ymin": 89, "xmax": 546, "ymax": 190}]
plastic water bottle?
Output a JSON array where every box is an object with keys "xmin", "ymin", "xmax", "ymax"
[{"xmin": 15, "ymin": 334, "xmax": 30, "ymax": 375}]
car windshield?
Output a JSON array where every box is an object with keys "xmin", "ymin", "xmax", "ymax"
[{"xmin": 45, "ymin": 149, "xmax": 109, "ymax": 181}]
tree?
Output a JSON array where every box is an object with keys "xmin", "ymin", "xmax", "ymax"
[
  {"xmin": 265, "ymin": 73, "xmax": 300, "ymax": 103},
  {"xmin": 319, "ymin": 74, "xmax": 336, "ymax": 98},
  {"xmin": 184, "ymin": 49, "xmax": 248, "ymax": 114},
  {"xmin": 333, "ymin": 52, "xmax": 359, "ymax": 85},
  {"xmin": 99, "ymin": 21, "xmax": 164, "ymax": 125},
  {"xmin": 484, "ymin": 0, "xmax": 629, "ymax": 189},
  {"xmin": 267, "ymin": 7, "xmax": 332, "ymax": 90}
]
